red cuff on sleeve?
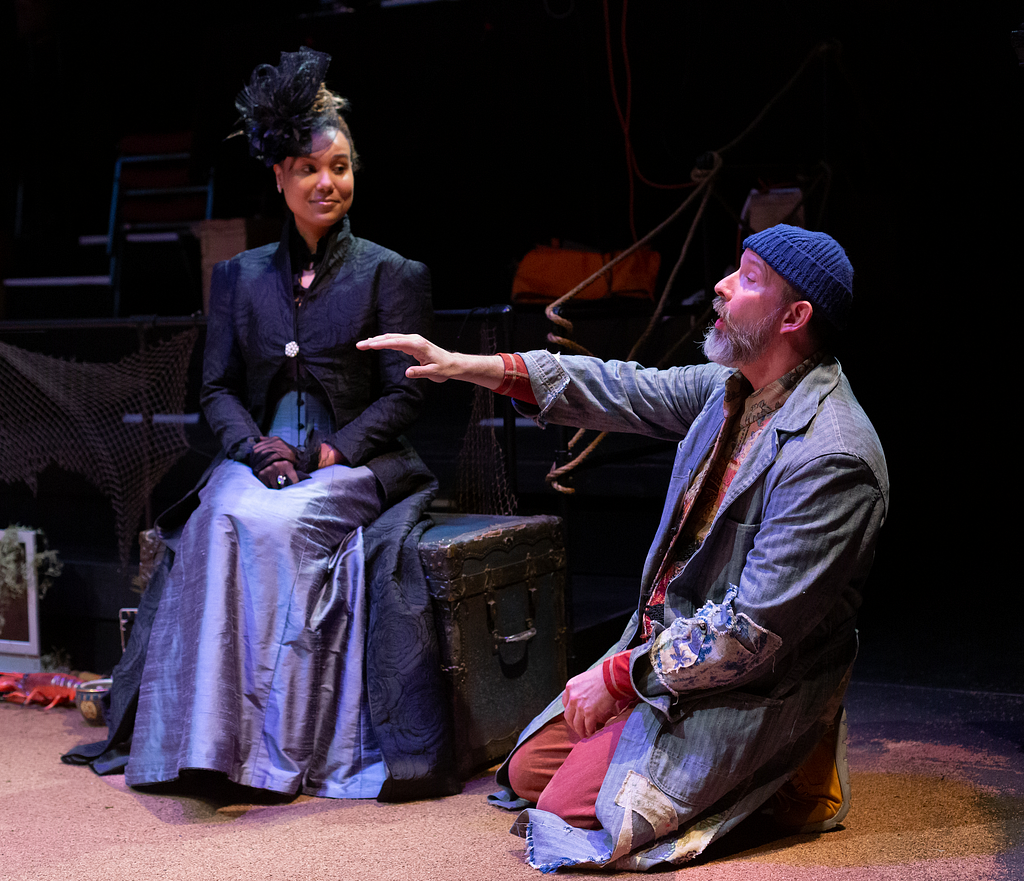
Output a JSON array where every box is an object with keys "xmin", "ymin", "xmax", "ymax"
[
  {"xmin": 602, "ymin": 651, "xmax": 636, "ymax": 701},
  {"xmin": 492, "ymin": 353, "xmax": 537, "ymax": 405}
]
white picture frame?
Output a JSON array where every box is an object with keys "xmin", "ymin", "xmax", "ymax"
[{"xmin": 0, "ymin": 529, "xmax": 42, "ymax": 671}]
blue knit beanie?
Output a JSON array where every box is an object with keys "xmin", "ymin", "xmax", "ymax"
[{"xmin": 742, "ymin": 224, "xmax": 854, "ymax": 331}]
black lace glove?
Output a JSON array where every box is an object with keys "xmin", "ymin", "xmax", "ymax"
[
  {"xmin": 255, "ymin": 459, "xmax": 308, "ymax": 489},
  {"xmin": 251, "ymin": 433, "xmax": 322, "ymax": 475}
]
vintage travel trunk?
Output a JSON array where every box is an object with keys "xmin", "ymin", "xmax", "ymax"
[{"xmin": 418, "ymin": 513, "xmax": 568, "ymax": 778}]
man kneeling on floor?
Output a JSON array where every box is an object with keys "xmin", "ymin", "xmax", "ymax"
[{"xmin": 358, "ymin": 224, "xmax": 888, "ymax": 871}]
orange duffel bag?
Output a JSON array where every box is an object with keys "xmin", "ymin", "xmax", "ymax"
[{"xmin": 511, "ymin": 241, "xmax": 660, "ymax": 304}]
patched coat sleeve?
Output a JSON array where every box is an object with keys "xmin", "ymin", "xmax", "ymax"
[
  {"xmin": 631, "ymin": 448, "xmax": 886, "ymax": 720},
  {"xmin": 641, "ymin": 586, "xmax": 782, "ymax": 698}
]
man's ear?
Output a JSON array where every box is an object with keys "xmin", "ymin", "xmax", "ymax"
[{"xmin": 780, "ymin": 300, "xmax": 814, "ymax": 335}]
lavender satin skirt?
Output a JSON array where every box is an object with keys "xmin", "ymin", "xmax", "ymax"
[{"xmin": 125, "ymin": 459, "xmax": 387, "ymax": 798}]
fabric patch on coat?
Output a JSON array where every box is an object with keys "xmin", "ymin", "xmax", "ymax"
[
  {"xmin": 514, "ymin": 809, "xmax": 614, "ymax": 873},
  {"xmin": 649, "ymin": 584, "xmax": 782, "ymax": 695},
  {"xmin": 611, "ymin": 769, "xmax": 678, "ymax": 858},
  {"xmin": 613, "ymin": 810, "xmax": 723, "ymax": 871}
]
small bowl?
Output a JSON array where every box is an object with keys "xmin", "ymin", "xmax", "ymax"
[{"xmin": 76, "ymin": 678, "xmax": 113, "ymax": 726}]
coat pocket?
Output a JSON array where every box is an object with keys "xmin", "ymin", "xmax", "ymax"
[{"xmin": 647, "ymin": 689, "xmax": 786, "ymax": 809}]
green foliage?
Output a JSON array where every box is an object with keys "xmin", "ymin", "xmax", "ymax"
[{"xmin": 0, "ymin": 525, "xmax": 62, "ymax": 635}]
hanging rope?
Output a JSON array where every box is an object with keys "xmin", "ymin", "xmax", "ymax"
[
  {"xmin": 542, "ymin": 155, "xmax": 719, "ymax": 356},
  {"xmin": 544, "ymin": 156, "xmax": 720, "ymax": 493},
  {"xmin": 540, "ymin": 33, "xmax": 838, "ymax": 494},
  {"xmin": 603, "ymin": 0, "xmax": 697, "ymax": 243}
]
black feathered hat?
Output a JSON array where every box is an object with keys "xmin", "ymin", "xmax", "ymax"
[{"xmin": 233, "ymin": 48, "xmax": 346, "ymax": 167}]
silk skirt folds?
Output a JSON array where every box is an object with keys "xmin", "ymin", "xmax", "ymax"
[{"xmin": 125, "ymin": 458, "xmax": 387, "ymax": 798}]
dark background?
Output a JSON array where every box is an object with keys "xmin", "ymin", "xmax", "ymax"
[{"xmin": 1, "ymin": 2, "xmax": 1021, "ymax": 689}]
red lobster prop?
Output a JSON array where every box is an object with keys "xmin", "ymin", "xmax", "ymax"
[{"xmin": 0, "ymin": 671, "xmax": 82, "ymax": 709}]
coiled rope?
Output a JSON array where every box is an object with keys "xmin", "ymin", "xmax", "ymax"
[{"xmin": 542, "ymin": 26, "xmax": 837, "ymax": 493}]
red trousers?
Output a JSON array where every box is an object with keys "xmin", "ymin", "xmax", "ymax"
[{"xmin": 506, "ymin": 711, "xmax": 630, "ymax": 830}]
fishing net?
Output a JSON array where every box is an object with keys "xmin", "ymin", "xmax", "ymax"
[
  {"xmin": 454, "ymin": 320, "xmax": 517, "ymax": 517},
  {"xmin": 0, "ymin": 328, "xmax": 200, "ymax": 565}
]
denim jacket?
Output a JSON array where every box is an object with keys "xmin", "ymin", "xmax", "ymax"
[{"xmin": 495, "ymin": 352, "xmax": 888, "ymax": 871}]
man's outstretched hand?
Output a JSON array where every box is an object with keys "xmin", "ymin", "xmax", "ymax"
[{"xmin": 357, "ymin": 333, "xmax": 504, "ymax": 388}]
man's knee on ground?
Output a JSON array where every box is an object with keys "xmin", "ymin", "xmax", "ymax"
[{"xmin": 507, "ymin": 743, "xmax": 545, "ymax": 804}]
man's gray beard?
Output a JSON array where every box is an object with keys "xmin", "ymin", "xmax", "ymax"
[{"xmin": 702, "ymin": 303, "xmax": 784, "ymax": 367}]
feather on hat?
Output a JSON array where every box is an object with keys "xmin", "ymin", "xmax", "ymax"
[{"xmin": 233, "ymin": 48, "xmax": 345, "ymax": 167}]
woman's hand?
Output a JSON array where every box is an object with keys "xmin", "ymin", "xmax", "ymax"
[
  {"xmin": 357, "ymin": 333, "xmax": 505, "ymax": 388},
  {"xmin": 562, "ymin": 666, "xmax": 632, "ymax": 740},
  {"xmin": 252, "ymin": 436, "xmax": 314, "ymax": 488},
  {"xmin": 256, "ymin": 459, "xmax": 304, "ymax": 489},
  {"xmin": 252, "ymin": 436, "xmax": 299, "ymax": 472},
  {"xmin": 253, "ymin": 435, "xmax": 332, "ymax": 476}
]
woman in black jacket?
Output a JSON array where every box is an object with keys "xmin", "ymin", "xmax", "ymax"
[{"xmin": 119, "ymin": 49, "xmax": 456, "ymax": 801}]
